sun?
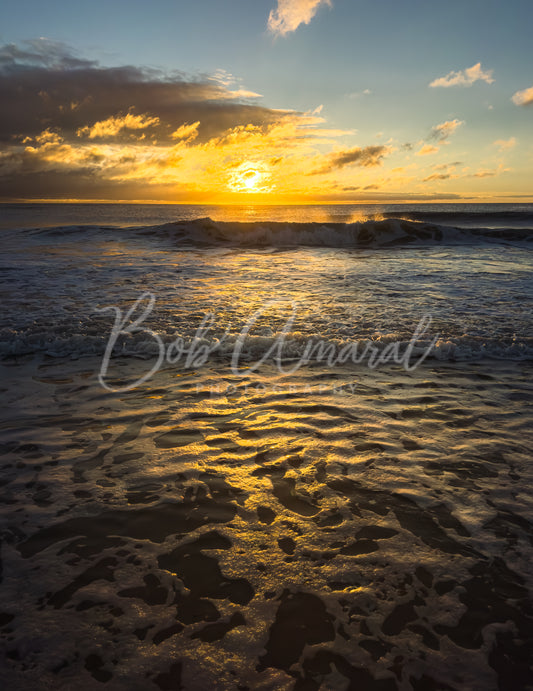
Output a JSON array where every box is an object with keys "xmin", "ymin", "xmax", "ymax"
[
  {"xmin": 242, "ymin": 169, "xmax": 262, "ymax": 190},
  {"xmin": 227, "ymin": 162, "xmax": 274, "ymax": 193}
]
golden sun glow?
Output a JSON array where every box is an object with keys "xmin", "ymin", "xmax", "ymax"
[{"xmin": 227, "ymin": 162, "xmax": 274, "ymax": 194}]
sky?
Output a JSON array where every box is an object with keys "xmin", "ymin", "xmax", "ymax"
[{"xmin": 0, "ymin": 0, "xmax": 532, "ymax": 203}]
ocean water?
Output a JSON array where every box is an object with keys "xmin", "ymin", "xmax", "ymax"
[
  {"xmin": 1, "ymin": 202, "xmax": 532, "ymax": 362},
  {"xmin": 0, "ymin": 203, "xmax": 532, "ymax": 690}
]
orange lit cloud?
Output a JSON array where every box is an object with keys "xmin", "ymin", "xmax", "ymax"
[
  {"xmin": 423, "ymin": 173, "xmax": 457, "ymax": 182},
  {"xmin": 77, "ymin": 112, "xmax": 160, "ymax": 139},
  {"xmin": 471, "ymin": 164, "xmax": 510, "ymax": 178},
  {"xmin": 428, "ymin": 119, "xmax": 464, "ymax": 142},
  {"xmin": 493, "ymin": 137, "xmax": 516, "ymax": 151},
  {"xmin": 432, "ymin": 161, "xmax": 462, "ymax": 170},
  {"xmin": 3, "ymin": 43, "xmax": 351, "ymax": 199},
  {"xmin": 416, "ymin": 144, "xmax": 439, "ymax": 156},
  {"xmin": 512, "ymin": 85, "xmax": 533, "ymax": 106},
  {"xmin": 414, "ymin": 120, "xmax": 463, "ymax": 157},
  {"xmin": 429, "ymin": 62, "xmax": 494, "ymax": 88},
  {"xmin": 171, "ymin": 121, "xmax": 200, "ymax": 141},
  {"xmin": 268, "ymin": 0, "xmax": 332, "ymax": 36},
  {"xmin": 0, "ymin": 41, "xmax": 525, "ymax": 203},
  {"xmin": 2, "ymin": 103, "xmax": 358, "ymax": 201}
]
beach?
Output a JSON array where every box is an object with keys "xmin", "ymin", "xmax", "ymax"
[{"xmin": 1, "ymin": 203, "xmax": 533, "ymax": 690}]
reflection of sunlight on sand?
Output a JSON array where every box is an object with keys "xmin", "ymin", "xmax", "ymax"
[{"xmin": 2, "ymin": 353, "xmax": 533, "ymax": 689}]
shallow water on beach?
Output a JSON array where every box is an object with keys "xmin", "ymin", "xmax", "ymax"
[
  {"xmin": 1, "ymin": 204, "xmax": 532, "ymax": 689},
  {"xmin": 1, "ymin": 228, "xmax": 533, "ymax": 363},
  {"xmin": 1, "ymin": 356, "xmax": 532, "ymax": 690}
]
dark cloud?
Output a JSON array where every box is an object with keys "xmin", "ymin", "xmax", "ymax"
[
  {"xmin": 0, "ymin": 140, "xmax": 150, "ymax": 200},
  {"xmin": 423, "ymin": 173, "xmax": 451, "ymax": 182},
  {"xmin": 312, "ymin": 145, "xmax": 389, "ymax": 174},
  {"xmin": 0, "ymin": 40, "xmax": 302, "ymax": 199},
  {"xmin": 314, "ymin": 191, "xmax": 467, "ymax": 202},
  {"xmin": 0, "ymin": 40, "xmax": 284, "ymax": 145},
  {"xmin": 0, "ymin": 38, "xmax": 98, "ymax": 71},
  {"xmin": 432, "ymin": 161, "xmax": 462, "ymax": 170},
  {"xmin": 427, "ymin": 119, "xmax": 463, "ymax": 143},
  {"xmin": 0, "ymin": 167, "xmax": 195, "ymax": 201}
]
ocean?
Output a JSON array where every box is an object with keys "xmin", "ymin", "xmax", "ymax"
[{"xmin": 1, "ymin": 202, "xmax": 532, "ymax": 690}]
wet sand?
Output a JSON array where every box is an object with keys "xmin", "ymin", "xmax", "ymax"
[{"xmin": 0, "ymin": 356, "xmax": 532, "ymax": 690}]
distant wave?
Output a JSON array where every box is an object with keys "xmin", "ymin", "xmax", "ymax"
[
  {"xmin": 383, "ymin": 209, "xmax": 533, "ymax": 228},
  {"xmin": 22, "ymin": 217, "xmax": 533, "ymax": 248}
]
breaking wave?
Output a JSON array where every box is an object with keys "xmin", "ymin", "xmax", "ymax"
[{"xmin": 22, "ymin": 216, "xmax": 533, "ymax": 248}]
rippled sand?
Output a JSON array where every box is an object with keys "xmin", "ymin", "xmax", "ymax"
[{"xmin": 1, "ymin": 357, "xmax": 532, "ymax": 690}]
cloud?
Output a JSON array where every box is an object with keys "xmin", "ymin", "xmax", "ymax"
[
  {"xmin": 0, "ymin": 37, "xmax": 97, "ymax": 70},
  {"xmin": 416, "ymin": 145, "xmax": 439, "ymax": 156},
  {"xmin": 347, "ymin": 88, "xmax": 371, "ymax": 99},
  {"xmin": 511, "ymin": 85, "xmax": 533, "ymax": 106},
  {"xmin": 223, "ymin": 88, "xmax": 263, "ymax": 99},
  {"xmin": 415, "ymin": 120, "xmax": 463, "ymax": 156},
  {"xmin": 471, "ymin": 164, "xmax": 510, "ymax": 178},
  {"xmin": 424, "ymin": 162, "xmax": 509, "ymax": 182},
  {"xmin": 0, "ymin": 41, "xmax": 367, "ymax": 201},
  {"xmin": 493, "ymin": 137, "xmax": 516, "ymax": 151},
  {"xmin": 429, "ymin": 62, "xmax": 494, "ymax": 88},
  {"xmin": 77, "ymin": 113, "xmax": 160, "ymax": 139},
  {"xmin": 0, "ymin": 43, "xmax": 277, "ymax": 146},
  {"xmin": 312, "ymin": 145, "xmax": 389, "ymax": 173},
  {"xmin": 423, "ymin": 173, "xmax": 451, "ymax": 182},
  {"xmin": 208, "ymin": 69, "xmax": 236, "ymax": 88},
  {"xmin": 428, "ymin": 119, "xmax": 464, "ymax": 142},
  {"xmin": 171, "ymin": 121, "xmax": 200, "ymax": 141},
  {"xmin": 207, "ymin": 69, "xmax": 262, "ymax": 99},
  {"xmin": 268, "ymin": 0, "xmax": 332, "ymax": 36},
  {"xmin": 432, "ymin": 161, "xmax": 462, "ymax": 170}
]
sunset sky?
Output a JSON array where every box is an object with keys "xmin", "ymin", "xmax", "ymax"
[{"xmin": 1, "ymin": 0, "xmax": 532, "ymax": 203}]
